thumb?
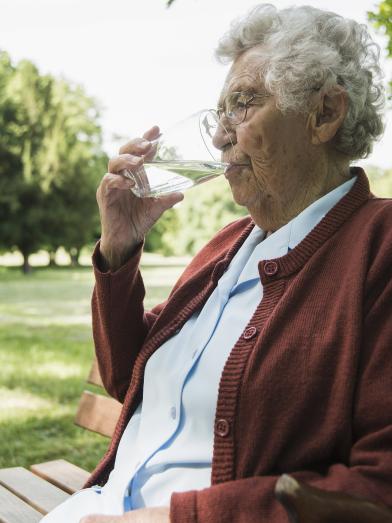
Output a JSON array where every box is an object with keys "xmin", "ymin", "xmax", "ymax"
[
  {"xmin": 157, "ymin": 191, "xmax": 184, "ymax": 209},
  {"xmin": 143, "ymin": 125, "xmax": 160, "ymax": 141},
  {"xmin": 148, "ymin": 191, "xmax": 184, "ymax": 223}
]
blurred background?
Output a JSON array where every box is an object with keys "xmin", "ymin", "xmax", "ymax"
[{"xmin": 0, "ymin": 0, "xmax": 391, "ymax": 472}]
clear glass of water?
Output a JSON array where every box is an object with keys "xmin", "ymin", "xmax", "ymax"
[{"xmin": 123, "ymin": 110, "xmax": 230, "ymax": 198}]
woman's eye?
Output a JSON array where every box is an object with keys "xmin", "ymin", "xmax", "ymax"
[{"xmin": 236, "ymin": 101, "xmax": 247, "ymax": 109}]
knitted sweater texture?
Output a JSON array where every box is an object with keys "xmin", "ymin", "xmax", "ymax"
[{"xmin": 86, "ymin": 168, "xmax": 392, "ymax": 522}]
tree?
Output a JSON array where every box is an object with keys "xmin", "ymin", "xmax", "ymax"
[
  {"xmin": 39, "ymin": 79, "xmax": 106, "ymax": 265},
  {"xmin": 368, "ymin": 0, "xmax": 392, "ymax": 96},
  {"xmin": 0, "ymin": 52, "xmax": 106, "ymax": 272},
  {"xmin": 368, "ymin": 0, "xmax": 392, "ymax": 56},
  {"xmin": 0, "ymin": 55, "xmax": 54, "ymax": 272}
]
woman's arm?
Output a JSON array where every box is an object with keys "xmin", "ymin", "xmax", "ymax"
[
  {"xmin": 92, "ymin": 128, "xmax": 183, "ymax": 401},
  {"xmin": 91, "ymin": 241, "xmax": 168, "ymax": 402}
]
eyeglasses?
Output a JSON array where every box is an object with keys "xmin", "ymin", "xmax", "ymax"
[{"xmin": 215, "ymin": 91, "xmax": 272, "ymax": 126}]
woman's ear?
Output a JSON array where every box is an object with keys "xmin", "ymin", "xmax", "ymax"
[{"xmin": 308, "ymin": 86, "xmax": 348, "ymax": 145}]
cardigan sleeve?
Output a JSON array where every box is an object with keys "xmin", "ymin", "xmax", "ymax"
[
  {"xmin": 170, "ymin": 250, "xmax": 392, "ymax": 522},
  {"xmin": 91, "ymin": 241, "xmax": 167, "ymax": 402},
  {"xmin": 90, "ymin": 218, "xmax": 250, "ymax": 404}
]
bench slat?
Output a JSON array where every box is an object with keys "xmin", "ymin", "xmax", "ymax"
[
  {"xmin": 75, "ymin": 390, "xmax": 122, "ymax": 438},
  {"xmin": 0, "ymin": 467, "xmax": 69, "ymax": 515},
  {"xmin": 87, "ymin": 359, "xmax": 104, "ymax": 387},
  {"xmin": 0, "ymin": 484, "xmax": 42, "ymax": 523},
  {"xmin": 30, "ymin": 459, "xmax": 90, "ymax": 495}
]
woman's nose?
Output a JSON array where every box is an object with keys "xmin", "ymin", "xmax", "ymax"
[{"xmin": 212, "ymin": 121, "xmax": 236, "ymax": 151}]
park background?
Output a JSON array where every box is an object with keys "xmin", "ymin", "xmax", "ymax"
[{"xmin": 0, "ymin": 0, "xmax": 391, "ymax": 472}]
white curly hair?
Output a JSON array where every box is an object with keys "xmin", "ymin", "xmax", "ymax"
[{"xmin": 215, "ymin": 4, "xmax": 385, "ymax": 160}]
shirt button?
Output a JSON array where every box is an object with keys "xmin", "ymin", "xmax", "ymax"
[
  {"xmin": 170, "ymin": 406, "xmax": 177, "ymax": 419},
  {"xmin": 264, "ymin": 260, "xmax": 279, "ymax": 276},
  {"xmin": 215, "ymin": 418, "xmax": 230, "ymax": 437},
  {"xmin": 243, "ymin": 326, "xmax": 258, "ymax": 340}
]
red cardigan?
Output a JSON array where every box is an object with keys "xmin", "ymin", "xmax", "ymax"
[{"xmin": 86, "ymin": 168, "xmax": 392, "ymax": 522}]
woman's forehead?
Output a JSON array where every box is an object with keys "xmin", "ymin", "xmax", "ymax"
[{"xmin": 219, "ymin": 48, "xmax": 266, "ymax": 102}]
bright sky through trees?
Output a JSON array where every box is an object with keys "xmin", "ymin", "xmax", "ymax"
[{"xmin": 1, "ymin": 0, "xmax": 391, "ymax": 168}]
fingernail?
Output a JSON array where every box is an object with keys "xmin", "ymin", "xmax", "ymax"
[{"xmin": 139, "ymin": 140, "xmax": 150, "ymax": 148}]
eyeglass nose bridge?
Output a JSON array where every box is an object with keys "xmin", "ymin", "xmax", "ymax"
[{"xmin": 200, "ymin": 110, "xmax": 235, "ymax": 152}]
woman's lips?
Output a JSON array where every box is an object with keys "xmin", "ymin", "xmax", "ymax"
[{"xmin": 224, "ymin": 163, "xmax": 250, "ymax": 178}]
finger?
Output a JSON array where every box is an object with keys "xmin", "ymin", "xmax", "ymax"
[
  {"xmin": 142, "ymin": 126, "xmax": 161, "ymax": 162},
  {"xmin": 154, "ymin": 191, "xmax": 184, "ymax": 212},
  {"xmin": 119, "ymin": 137, "xmax": 153, "ymax": 156},
  {"xmin": 159, "ymin": 192, "xmax": 184, "ymax": 209},
  {"xmin": 108, "ymin": 154, "xmax": 144, "ymax": 175},
  {"xmin": 119, "ymin": 127, "xmax": 160, "ymax": 158},
  {"xmin": 143, "ymin": 125, "xmax": 160, "ymax": 141},
  {"xmin": 98, "ymin": 173, "xmax": 135, "ymax": 193}
]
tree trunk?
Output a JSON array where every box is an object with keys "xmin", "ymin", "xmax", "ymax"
[
  {"xmin": 48, "ymin": 251, "xmax": 57, "ymax": 266},
  {"xmin": 70, "ymin": 247, "xmax": 81, "ymax": 267},
  {"xmin": 21, "ymin": 251, "xmax": 32, "ymax": 274}
]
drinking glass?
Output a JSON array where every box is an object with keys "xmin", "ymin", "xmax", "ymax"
[{"xmin": 122, "ymin": 110, "xmax": 230, "ymax": 198}]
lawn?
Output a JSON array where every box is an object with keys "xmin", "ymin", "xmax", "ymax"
[{"xmin": 0, "ymin": 256, "xmax": 187, "ymax": 473}]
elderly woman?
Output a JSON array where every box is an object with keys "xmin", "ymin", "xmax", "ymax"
[{"xmin": 42, "ymin": 4, "xmax": 391, "ymax": 523}]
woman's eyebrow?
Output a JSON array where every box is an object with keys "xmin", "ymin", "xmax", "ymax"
[{"xmin": 217, "ymin": 85, "xmax": 250, "ymax": 106}]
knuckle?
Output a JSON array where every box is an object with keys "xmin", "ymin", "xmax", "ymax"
[
  {"xmin": 108, "ymin": 154, "xmax": 141, "ymax": 173},
  {"xmin": 120, "ymin": 153, "xmax": 137, "ymax": 164},
  {"xmin": 101, "ymin": 172, "xmax": 113, "ymax": 184},
  {"xmin": 119, "ymin": 138, "xmax": 145, "ymax": 155}
]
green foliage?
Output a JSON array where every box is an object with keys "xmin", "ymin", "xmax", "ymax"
[
  {"xmin": 145, "ymin": 176, "xmax": 248, "ymax": 256},
  {"xmin": 367, "ymin": 165, "xmax": 392, "ymax": 196},
  {"xmin": 368, "ymin": 0, "xmax": 392, "ymax": 97},
  {"xmin": 368, "ymin": 0, "xmax": 392, "ymax": 56},
  {"xmin": 0, "ymin": 51, "xmax": 107, "ymax": 271}
]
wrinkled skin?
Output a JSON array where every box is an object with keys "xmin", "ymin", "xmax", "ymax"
[
  {"xmin": 97, "ymin": 46, "xmax": 349, "ymax": 270},
  {"xmin": 213, "ymin": 47, "xmax": 350, "ymax": 232},
  {"xmin": 97, "ymin": 126, "xmax": 183, "ymax": 271}
]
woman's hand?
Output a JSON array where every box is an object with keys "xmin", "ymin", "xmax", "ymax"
[
  {"xmin": 79, "ymin": 507, "xmax": 170, "ymax": 523},
  {"xmin": 97, "ymin": 126, "xmax": 183, "ymax": 271}
]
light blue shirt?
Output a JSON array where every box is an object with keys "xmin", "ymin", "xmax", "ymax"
[{"xmin": 98, "ymin": 176, "xmax": 356, "ymax": 513}]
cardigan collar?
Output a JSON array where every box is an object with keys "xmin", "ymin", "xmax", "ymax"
[{"xmin": 213, "ymin": 167, "xmax": 371, "ymax": 283}]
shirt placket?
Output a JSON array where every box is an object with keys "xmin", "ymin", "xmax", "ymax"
[{"xmin": 124, "ymin": 268, "xmax": 236, "ymax": 511}]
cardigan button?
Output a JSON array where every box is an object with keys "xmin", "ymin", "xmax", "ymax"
[
  {"xmin": 264, "ymin": 260, "xmax": 279, "ymax": 276},
  {"xmin": 243, "ymin": 326, "xmax": 258, "ymax": 340},
  {"xmin": 215, "ymin": 418, "xmax": 230, "ymax": 437}
]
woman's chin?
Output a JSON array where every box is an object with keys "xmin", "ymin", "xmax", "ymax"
[{"xmin": 228, "ymin": 182, "xmax": 254, "ymax": 208}]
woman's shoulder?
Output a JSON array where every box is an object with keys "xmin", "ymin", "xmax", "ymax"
[
  {"xmin": 359, "ymin": 195, "xmax": 392, "ymax": 234},
  {"xmin": 352, "ymin": 195, "xmax": 392, "ymax": 270}
]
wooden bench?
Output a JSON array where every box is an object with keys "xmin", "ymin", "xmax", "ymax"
[
  {"xmin": 0, "ymin": 360, "xmax": 391, "ymax": 523},
  {"xmin": 0, "ymin": 359, "xmax": 122, "ymax": 523}
]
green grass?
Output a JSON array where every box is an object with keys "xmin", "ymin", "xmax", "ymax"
[{"xmin": 0, "ymin": 261, "xmax": 186, "ymax": 471}]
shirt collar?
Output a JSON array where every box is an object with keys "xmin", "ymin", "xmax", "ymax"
[{"xmin": 236, "ymin": 175, "xmax": 357, "ymax": 286}]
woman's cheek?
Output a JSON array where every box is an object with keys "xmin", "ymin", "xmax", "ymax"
[{"xmin": 236, "ymin": 122, "xmax": 263, "ymax": 154}]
